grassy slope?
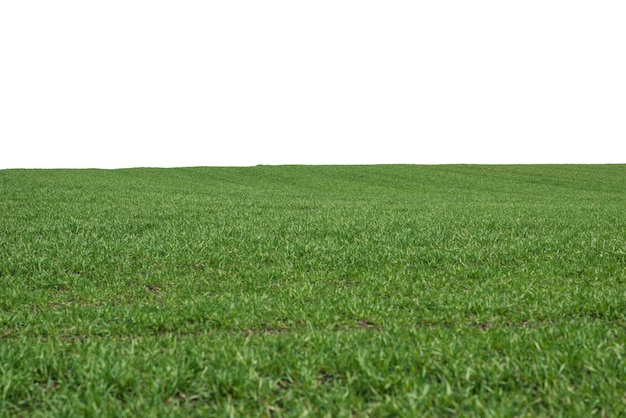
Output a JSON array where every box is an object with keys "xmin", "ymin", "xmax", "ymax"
[{"xmin": 0, "ymin": 165, "xmax": 625, "ymax": 416}]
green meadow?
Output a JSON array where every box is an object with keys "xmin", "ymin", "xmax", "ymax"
[{"xmin": 1, "ymin": 165, "xmax": 625, "ymax": 416}]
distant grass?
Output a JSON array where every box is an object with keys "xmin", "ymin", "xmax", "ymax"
[{"xmin": 1, "ymin": 164, "xmax": 625, "ymax": 416}]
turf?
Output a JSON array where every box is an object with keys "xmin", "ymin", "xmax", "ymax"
[{"xmin": 1, "ymin": 164, "xmax": 625, "ymax": 416}]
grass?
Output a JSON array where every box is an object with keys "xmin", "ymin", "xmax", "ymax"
[{"xmin": 0, "ymin": 164, "xmax": 625, "ymax": 416}]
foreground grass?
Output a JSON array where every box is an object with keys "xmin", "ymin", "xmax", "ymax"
[{"xmin": 1, "ymin": 165, "xmax": 625, "ymax": 416}]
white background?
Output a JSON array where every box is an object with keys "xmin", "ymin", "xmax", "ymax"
[{"xmin": 1, "ymin": 1, "xmax": 624, "ymax": 169}]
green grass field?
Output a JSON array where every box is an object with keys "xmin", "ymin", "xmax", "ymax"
[{"xmin": 1, "ymin": 165, "xmax": 625, "ymax": 416}]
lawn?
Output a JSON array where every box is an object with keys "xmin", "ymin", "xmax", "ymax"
[{"xmin": 1, "ymin": 165, "xmax": 625, "ymax": 416}]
